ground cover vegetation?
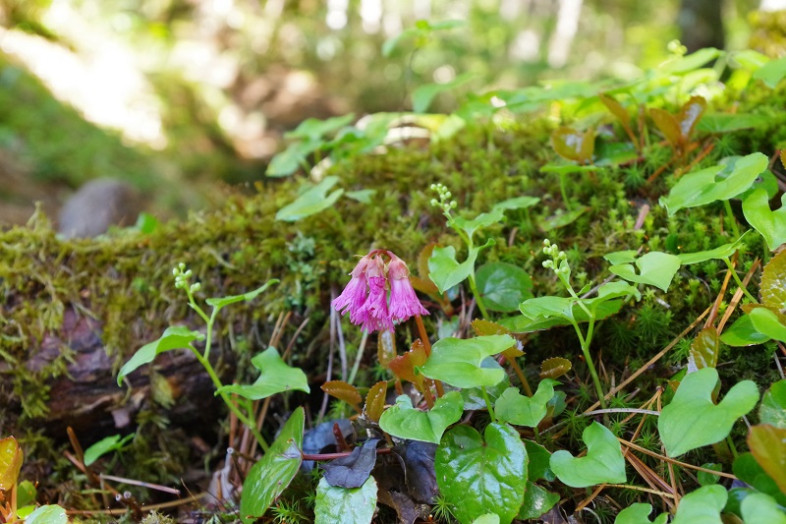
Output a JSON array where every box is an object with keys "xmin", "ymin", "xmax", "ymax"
[{"xmin": 2, "ymin": 30, "xmax": 786, "ymax": 524}]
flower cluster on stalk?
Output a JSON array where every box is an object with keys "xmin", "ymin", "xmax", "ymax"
[{"xmin": 332, "ymin": 250, "xmax": 428, "ymax": 333}]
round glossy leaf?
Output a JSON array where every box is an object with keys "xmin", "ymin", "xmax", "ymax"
[
  {"xmin": 436, "ymin": 423, "xmax": 528, "ymax": 524},
  {"xmin": 550, "ymin": 422, "xmax": 626, "ymax": 487},
  {"xmin": 240, "ymin": 408, "xmax": 304, "ymax": 520},
  {"xmin": 760, "ymin": 380, "xmax": 786, "ymax": 429},
  {"xmin": 761, "ymin": 251, "xmax": 786, "ymax": 310},
  {"xmin": 420, "ymin": 335, "xmax": 512, "ymax": 389},
  {"xmin": 25, "ymin": 505, "xmax": 68, "ymax": 524},
  {"xmin": 721, "ymin": 314, "xmax": 771, "ymax": 347},
  {"xmin": 614, "ymin": 503, "xmax": 667, "ymax": 524},
  {"xmin": 517, "ymin": 481, "xmax": 559, "ymax": 520},
  {"xmin": 658, "ymin": 368, "xmax": 759, "ymax": 457},
  {"xmin": 741, "ymin": 493, "xmax": 786, "ymax": 524},
  {"xmin": 733, "ymin": 452, "xmax": 786, "ymax": 507},
  {"xmin": 476, "ymin": 262, "xmax": 533, "ymax": 312},
  {"xmin": 314, "ymin": 475, "xmax": 377, "ymax": 524}
]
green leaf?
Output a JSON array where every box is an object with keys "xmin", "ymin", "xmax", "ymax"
[
  {"xmin": 266, "ymin": 139, "xmax": 322, "ymax": 177},
  {"xmin": 743, "ymin": 189, "xmax": 786, "ymax": 251},
  {"xmin": 677, "ymin": 234, "xmax": 748, "ymax": 265},
  {"xmin": 689, "ymin": 328, "xmax": 721, "ymax": 370},
  {"xmin": 83, "ymin": 433, "xmax": 134, "ymax": 467},
  {"xmin": 748, "ymin": 424, "xmax": 786, "ymax": 495},
  {"xmin": 476, "ymin": 262, "xmax": 533, "ymax": 312},
  {"xmin": 697, "ymin": 463, "xmax": 722, "ymax": 486},
  {"xmin": 25, "ymin": 505, "xmax": 68, "ymax": 524},
  {"xmin": 741, "ymin": 493, "xmax": 786, "ymax": 524},
  {"xmin": 659, "ymin": 48, "xmax": 721, "ymax": 74},
  {"xmin": 345, "ymin": 189, "xmax": 375, "ymax": 203},
  {"xmin": 608, "ymin": 251, "xmax": 681, "ymax": 292},
  {"xmin": 275, "ymin": 176, "xmax": 344, "ymax": 222},
  {"xmin": 436, "ymin": 423, "xmax": 528, "ymax": 524},
  {"xmin": 721, "ymin": 314, "xmax": 771, "ymax": 347},
  {"xmin": 733, "ymin": 452, "xmax": 786, "ymax": 507},
  {"xmin": 492, "ymin": 196, "xmax": 540, "ymax": 212},
  {"xmin": 314, "ymin": 475, "xmax": 377, "ymax": 524},
  {"xmin": 16, "ymin": 480, "xmax": 36, "ymax": 508},
  {"xmin": 749, "ymin": 307, "xmax": 786, "ymax": 343},
  {"xmin": 670, "ymin": 485, "xmax": 727, "ymax": 524},
  {"xmin": 517, "ymin": 482, "xmax": 559, "ymax": 521},
  {"xmin": 524, "ymin": 440, "xmax": 554, "ymax": 481},
  {"xmin": 0, "ymin": 436, "xmax": 23, "ymax": 490},
  {"xmin": 205, "ymin": 280, "xmax": 278, "ymax": 309},
  {"xmin": 697, "ymin": 114, "xmax": 773, "ymax": 133},
  {"xmin": 660, "ymin": 153, "xmax": 768, "ymax": 216},
  {"xmin": 452, "ymin": 208, "xmax": 505, "ymax": 239},
  {"xmin": 378, "ymin": 392, "xmax": 463, "ymax": 444},
  {"xmin": 508, "ymin": 296, "xmax": 624, "ymax": 333},
  {"xmin": 753, "ymin": 56, "xmax": 786, "ymax": 88},
  {"xmin": 551, "ymin": 127, "xmax": 595, "ymax": 163},
  {"xmin": 494, "ymin": 380, "xmax": 559, "ymax": 428},
  {"xmin": 285, "ymin": 113, "xmax": 356, "ymax": 141},
  {"xmin": 428, "ymin": 245, "xmax": 474, "ymax": 294},
  {"xmin": 217, "ymin": 347, "xmax": 310, "ymax": 400},
  {"xmin": 550, "ymin": 422, "xmax": 626, "ymax": 487},
  {"xmin": 760, "ymin": 380, "xmax": 786, "ymax": 429},
  {"xmin": 471, "ymin": 515, "xmax": 500, "ymax": 524},
  {"xmin": 117, "ymin": 326, "xmax": 204, "ymax": 386},
  {"xmin": 614, "ymin": 503, "xmax": 668, "ymax": 524},
  {"xmin": 420, "ymin": 335, "xmax": 513, "ymax": 388},
  {"xmin": 240, "ymin": 407, "xmax": 304, "ymax": 520},
  {"xmin": 539, "ymin": 206, "xmax": 587, "ymax": 232},
  {"xmin": 658, "ymin": 367, "xmax": 759, "ymax": 457},
  {"xmin": 412, "ymin": 73, "xmax": 474, "ymax": 113}
]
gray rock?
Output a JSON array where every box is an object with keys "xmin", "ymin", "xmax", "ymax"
[{"xmin": 58, "ymin": 178, "xmax": 143, "ymax": 238}]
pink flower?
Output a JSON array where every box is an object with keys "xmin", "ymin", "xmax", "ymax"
[
  {"xmin": 387, "ymin": 255, "xmax": 429, "ymax": 323},
  {"xmin": 332, "ymin": 250, "xmax": 428, "ymax": 333}
]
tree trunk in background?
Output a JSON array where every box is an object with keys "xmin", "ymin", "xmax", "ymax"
[{"xmin": 679, "ymin": 0, "xmax": 725, "ymax": 53}]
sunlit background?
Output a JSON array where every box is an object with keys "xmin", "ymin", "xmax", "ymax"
[{"xmin": 0, "ymin": 0, "xmax": 778, "ymax": 227}]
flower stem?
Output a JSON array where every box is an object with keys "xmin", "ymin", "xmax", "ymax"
[{"xmin": 481, "ymin": 386, "xmax": 496, "ymax": 423}]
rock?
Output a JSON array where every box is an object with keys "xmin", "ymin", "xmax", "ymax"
[{"xmin": 58, "ymin": 178, "xmax": 143, "ymax": 238}]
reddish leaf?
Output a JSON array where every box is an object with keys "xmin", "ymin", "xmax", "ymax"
[
  {"xmin": 551, "ymin": 127, "xmax": 595, "ymax": 164},
  {"xmin": 0, "ymin": 436, "xmax": 23, "ymax": 491},
  {"xmin": 471, "ymin": 319, "xmax": 523, "ymax": 359},
  {"xmin": 321, "ymin": 380, "xmax": 362, "ymax": 410},
  {"xmin": 540, "ymin": 357, "xmax": 572, "ymax": 380},
  {"xmin": 650, "ymin": 108, "xmax": 682, "ymax": 147},
  {"xmin": 690, "ymin": 327, "xmax": 720, "ymax": 369},
  {"xmin": 677, "ymin": 96, "xmax": 707, "ymax": 140},
  {"xmin": 377, "ymin": 330, "xmax": 397, "ymax": 368},
  {"xmin": 599, "ymin": 93, "xmax": 638, "ymax": 149},
  {"xmin": 364, "ymin": 381, "xmax": 388, "ymax": 423},
  {"xmin": 748, "ymin": 424, "xmax": 786, "ymax": 494},
  {"xmin": 388, "ymin": 340, "xmax": 428, "ymax": 390},
  {"xmin": 761, "ymin": 250, "xmax": 786, "ymax": 310}
]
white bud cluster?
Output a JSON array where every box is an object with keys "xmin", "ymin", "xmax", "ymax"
[
  {"xmin": 172, "ymin": 262, "xmax": 200, "ymax": 293},
  {"xmin": 429, "ymin": 183, "xmax": 457, "ymax": 214},
  {"xmin": 541, "ymin": 239, "xmax": 570, "ymax": 277}
]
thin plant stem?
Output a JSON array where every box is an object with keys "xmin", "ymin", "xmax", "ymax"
[
  {"xmin": 480, "ymin": 386, "xmax": 496, "ymax": 423},
  {"xmin": 559, "ymin": 172, "xmax": 572, "ymax": 210},
  {"xmin": 723, "ymin": 200, "xmax": 741, "ymax": 238},
  {"xmin": 724, "ymin": 257, "xmax": 757, "ymax": 304},
  {"xmin": 347, "ymin": 330, "xmax": 369, "ymax": 385}
]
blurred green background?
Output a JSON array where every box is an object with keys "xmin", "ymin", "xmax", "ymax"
[{"xmin": 0, "ymin": 0, "xmax": 776, "ymax": 227}]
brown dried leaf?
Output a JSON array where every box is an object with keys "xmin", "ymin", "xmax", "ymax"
[
  {"xmin": 677, "ymin": 96, "xmax": 706, "ymax": 140},
  {"xmin": 540, "ymin": 357, "xmax": 572, "ymax": 380},
  {"xmin": 689, "ymin": 327, "xmax": 720, "ymax": 369},
  {"xmin": 388, "ymin": 340, "xmax": 428, "ymax": 389},
  {"xmin": 599, "ymin": 93, "xmax": 638, "ymax": 149},
  {"xmin": 761, "ymin": 250, "xmax": 786, "ymax": 311},
  {"xmin": 377, "ymin": 330, "xmax": 397, "ymax": 368},
  {"xmin": 650, "ymin": 108, "xmax": 682, "ymax": 147},
  {"xmin": 321, "ymin": 380, "xmax": 362, "ymax": 410},
  {"xmin": 364, "ymin": 381, "xmax": 388, "ymax": 423}
]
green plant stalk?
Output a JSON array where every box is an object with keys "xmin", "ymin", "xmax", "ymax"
[
  {"xmin": 723, "ymin": 257, "xmax": 757, "ymax": 303},
  {"xmin": 451, "ymin": 226, "xmax": 490, "ymax": 319},
  {"xmin": 723, "ymin": 200, "xmax": 741, "ymax": 239},
  {"xmin": 480, "ymin": 386, "xmax": 496, "ymax": 423},
  {"xmin": 183, "ymin": 287, "xmax": 270, "ymax": 452},
  {"xmin": 559, "ymin": 172, "xmax": 572, "ymax": 210}
]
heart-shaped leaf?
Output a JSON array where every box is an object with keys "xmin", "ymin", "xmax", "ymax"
[
  {"xmin": 743, "ymin": 189, "xmax": 786, "ymax": 251},
  {"xmin": 266, "ymin": 139, "xmax": 321, "ymax": 177},
  {"xmin": 364, "ymin": 381, "xmax": 387, "ymax": 423},
  {"xmin": 607, "ymin": 251, "xmax": 681, "ymax": 292},
  {"xmin": 670, "ymin": 485, "xmax": 727, "ymax": 524},
  {"xmin": 495, "ymin": 380, "xmax": 559, "ymax": 428},
  {"xmin": 689, "ymin": 328, "xmax": 720, "ymax": 370},
  {"xmin": 452, "ymin": 208, "xmax": 505, "ymax": 239},
  {"xmin": 420, "ymin": 335, "xmax": 513, "ymax": 388},
  {"xmin": 218, "ymin": 347, "xmax": 309, "ymax": 400},
  {"xmin": 749, "ymin": 307, "xmax": 786, "ymax": 343},
  {"xmin": 540, "ymin": 357, "xmax": 572, "ymax": 379},
  {"xmin": 677, "ymin": 235, "xmax": 748, "ymax": 265},
  {"xmin": 761, "ymin": 251, "xmax": 786, "ymax": 309},
  {"xmin": 285, "ymin": 113, "xmax": 356, "ymax": 142},
  {"xmin": 314, "ymin": 475, "xmax": 377, "ymax": 524},
  {"xmin": 753, "ymin": 55, "xmax": 786, "ymax": 88},
  {"xmin": 658, "ymin": 367, "xmax": 759, "ymax": 457},
  {"xmin": 476, "ymin": 262, "xmax": 533, "ymax": 313},
  {"xmin": 748, "ymin": 424, "xmax": 786, "ymax": 495},
  {"xmin": 0, "ymin": 436, "xmax": 23, "ymax": 490},
  {"xmin": 760, "ymin": 380, "xmax": 786, "ymax": 429},
  {"xmin": 240, "ymin": 408, "xmax": 304, "ymax": 520},
  {"xmin": 428, "ymin": 245, "xmax": 475, "ymax": 294},
  {"xmin": 378, "ymin": 392, "xmax": 463, "ymax": 444},
  {"xmin": 436, "ymin": 422, "xmax": 528, "ymax": 524},
  {"xmin": 614, "ymin": 503, "xmax": 668, "ymax": 524},
  {"xmin": 412, "ymin": 73, "xmax": 474, "ymax": 113},
  {"xmin": 741, "ymin": 493, "xmax": 786, "ymax": 524},
  {"xmin": 660, "ymin": 153, "xmax": 768, "ymax": 216},
  {"xmin": 721, "ymin": 313, "xmax": 772, "ymax": 346},
  {"xmin": 118, "ymin": 326, "xmax": 204, "ymax": 386},
  {"xmin": 550, "ymin": 422, "xmax": 626, "ymax": 487},
  {"xmin": 276, "ymin": 176, "xmax": 344, "ymax": 222}
]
